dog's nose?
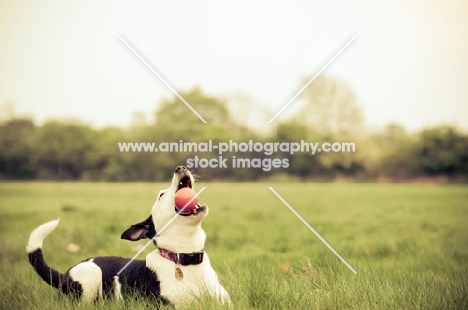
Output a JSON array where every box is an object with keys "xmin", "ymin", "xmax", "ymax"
[{"xmin": 175, "ymin": 166, "xmax": 187, "ymax": 173}]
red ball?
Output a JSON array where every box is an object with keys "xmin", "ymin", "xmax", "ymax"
[{"xmin": 175, "ymin": 188, "xmax": 199, "ymax": 211}]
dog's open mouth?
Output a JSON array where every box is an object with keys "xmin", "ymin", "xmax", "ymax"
[
  {"xmin": 177, "ymin": 176, "xmax": 192, "ymax": 192},
  {"xmin": 175, "ymin": 175, "xmax": 206, "ymax": 216}
]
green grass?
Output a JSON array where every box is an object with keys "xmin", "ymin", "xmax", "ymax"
[{"xmin": 0, "ymin": 182, "xmax": 467, "ymax": 309}]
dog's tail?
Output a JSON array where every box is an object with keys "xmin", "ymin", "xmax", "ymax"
[{"xmin": 27, "ymin": 219, "xmax": 63, "ymax": 288}]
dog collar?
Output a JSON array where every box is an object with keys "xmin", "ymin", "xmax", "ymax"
[{"xmin": 158, "ymin": 248, "xmax": 204, "ymax": 266}]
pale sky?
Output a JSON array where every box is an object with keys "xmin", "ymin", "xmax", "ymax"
[{"xmin": 1, "ymin": 0, "xmax": 467, "ymax": 131}]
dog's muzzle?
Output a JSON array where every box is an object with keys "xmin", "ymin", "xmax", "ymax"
[{"xmin": 175, "ymin": 166, "xmax": 193, "ymax": 191}]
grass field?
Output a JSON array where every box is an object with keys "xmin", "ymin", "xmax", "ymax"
[{"xmin": 0, "ymin": 182, "xmax": 467, "ymax": 309}]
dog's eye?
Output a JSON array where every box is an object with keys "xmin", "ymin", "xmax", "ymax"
[{"xmin": 157, "ymin": 189, "xmax": 167, "ymax": 200}]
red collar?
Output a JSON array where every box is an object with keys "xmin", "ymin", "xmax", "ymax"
[{"xmin": 158, "ymin": 248, "xmax": 204, "ymax": 266}]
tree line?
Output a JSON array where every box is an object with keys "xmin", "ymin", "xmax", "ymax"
[{"xmin": 1, "ymin": 85, "xmax": 467, "ymax": 182}]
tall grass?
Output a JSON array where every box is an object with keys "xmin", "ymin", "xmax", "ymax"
[{"xmin": 0, "ymin": 182, "xmax": 467, "ymax": 309}]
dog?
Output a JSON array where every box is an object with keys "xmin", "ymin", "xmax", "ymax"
[{"xmin": 27, "ymin": 166, "xmax": 231, "ymax": 306}]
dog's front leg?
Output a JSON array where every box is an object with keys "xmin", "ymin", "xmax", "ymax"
[{"xmin": 215, "ymin": 284, "xmax": 232, "ymax": 306}]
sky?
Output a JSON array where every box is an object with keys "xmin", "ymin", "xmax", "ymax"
[{"xmin": 1, "ymin": 0, "xmax": 467, "ymax": 131}]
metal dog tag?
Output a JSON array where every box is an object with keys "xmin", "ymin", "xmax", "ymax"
[{"xmin": 175, "ymin": 267, "xmax": 183, "ymax": 280}]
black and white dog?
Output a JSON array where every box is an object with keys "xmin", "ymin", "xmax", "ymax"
[{"xmin": 27, "ymin": 166, "xmax": 231, "ymax": 306}]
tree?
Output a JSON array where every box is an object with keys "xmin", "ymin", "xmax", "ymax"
[
  {"xmin": 418, "ymin": 126, "xmax": 468, "ymax": 177},
  {"xmin": 155, "ymin": 87, "xmax": 232, "ymax": 126},
  {"xmin": 294, "ymin": 75, "xmax": 364, "ymax": 135},
  {"xmin": 33, "ymin": 121, "xmax": 95, "ymax": 179},
  {"xmin": 0, "ymin": 118, "xmax": 36, "ymax": 179},
  {"xmin": 275, "ymin": 122, "xmax": 323, "ymax": 179}
]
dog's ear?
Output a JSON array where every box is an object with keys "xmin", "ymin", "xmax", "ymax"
[{"xmin": 121, "ymin": 215, "xmax": 156, "ymax": 241}]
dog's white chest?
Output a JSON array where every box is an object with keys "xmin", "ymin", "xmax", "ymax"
[{"xmin": 146, "ymin": 252, "xmax": 229, "ymax": 306}]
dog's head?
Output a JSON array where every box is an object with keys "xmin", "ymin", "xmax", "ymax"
[{"xmin": 121, "ymin": 166, "xmax": 208, "ymax": 252}]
